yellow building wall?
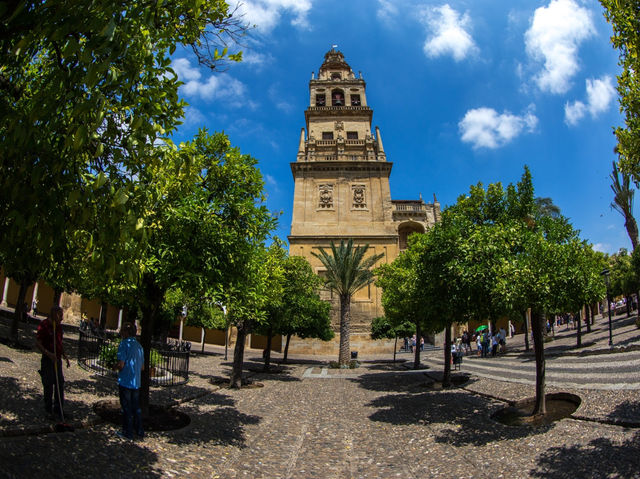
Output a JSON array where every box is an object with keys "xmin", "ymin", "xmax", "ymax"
[{"xmin": 250, "ymin": 334, "xmax": 283, "ymax": 352}]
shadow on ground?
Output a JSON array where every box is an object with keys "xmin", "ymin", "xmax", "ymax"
[
  {"xmin": 167, "ymin": 401, "xmax": 261, "ymax": 447},
  {"xmin": 354, "ymin": 372, "xmax": 551, "ymax": 447},
  {"xmin": 66, "ymin": 378, "xmax": 114, "ymax": 397},
  {"xmin": 0, "ymin": 428, "xmax": 162, "ymax": 478},
  {"xmin": 0, "ymin": 376, "xmax": 89, "ymax": 431},
  {"xmin": 529, "ymin": 431, "xmax": 640, "ymax": 478},
  {"xmin": 607, "ymin": 400, "xmax": 640, "ymax": 426},
  {"xmin": 351, "ymin": 370, "xmax": 474, "ymax": 393}
]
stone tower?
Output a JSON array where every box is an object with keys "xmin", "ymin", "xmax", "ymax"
[{"xmin": 288, "ymin": 48, "xmax": 441, "ymax": 355}]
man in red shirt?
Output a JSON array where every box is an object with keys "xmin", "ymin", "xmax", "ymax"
[{"xmin": 36, "ymin": 305, "xmax": 70, "ymax": 419}]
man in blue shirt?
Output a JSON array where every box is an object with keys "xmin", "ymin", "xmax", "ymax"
[{"xmin": 116, "ymin": 322, "xmax": 144, "ymax": 440}]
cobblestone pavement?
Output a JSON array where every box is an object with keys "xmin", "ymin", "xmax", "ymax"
[
  {"xmin": 421, "ymin": 314, "xmax": 640, "ymax": 391},
  {"xmin": 0, "ymin": 317, "xmax": 639, "ymax": 478}
]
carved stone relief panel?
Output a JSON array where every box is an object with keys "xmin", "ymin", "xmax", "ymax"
[
  {"xmin": 352, "ymin": 184, "xmax": 366, "ymax": 209},
  {"xmin": 318, "ymin": 183, "xmax": 334, "ymax": 209}
]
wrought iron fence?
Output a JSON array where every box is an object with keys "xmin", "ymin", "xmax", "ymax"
[{"xmin": 77, "ymin": 330, "xmax": 190, "ymax": 387}]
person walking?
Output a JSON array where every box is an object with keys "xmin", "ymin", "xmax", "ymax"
[
  {"xmin": 35, "ymin": 305, "xmax": 70, "ymax": 420},
  {"xmin": 116, "ymin": 322, "xmax": 144, "ymax": 440},
  {"xmin": 491, "ymin": 333, "xmax": 499, "ymax": 357},
  {"xmin": 481, "ymin": 331, "xmax": 490, "ymax": 358},
  {"xmin": 499, "ymin": 327, "xmax": 506, "ymax": 353}
]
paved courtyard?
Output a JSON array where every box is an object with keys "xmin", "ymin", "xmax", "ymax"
[{"xmin": 1, "ymin": 315, "xmax": 639, "ymax": 478}]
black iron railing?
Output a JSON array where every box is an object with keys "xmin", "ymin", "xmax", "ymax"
[{"xmin": 77, "ymin": 330, "xmax": 189, "ymax": 387}]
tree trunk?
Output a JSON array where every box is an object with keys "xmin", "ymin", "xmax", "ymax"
[
  {"xmin": 224, "ymin": 326, "xmax": 229, "ymax": 361},
  {"xmin": 99, "ymin": 301, "xmax": 108, "ymax": 329},
  {"xmin": 283, "ymin": 333, "xmax": 292, "ymax": 363},
  {"xmin": 531, "ymin": 309, "xmax": 546, "ymax": 416},
  {"xmin": 624, "ymin": 214, "xmax": 639, "ymax": 251},
  {"xmin": 523, "ymin": 310, "xmax": 530, "ymax": 352},
  {"xmin": 230, "ymin": 320, "xmax": 249, "ymax": 388},
  {"xmin": 393, "ymin": 336, "xmax": 397, "ymax": 363},
  {"xmin": 10, "ymin": 279, "xmax": 29, "ymax": 342},
  {"xmin": 576, "ymin": 310, "xmax": 582, "ymax": 348},
  {"xmin": 585, "ymin": 304, "xmax": 592, "ymax": 333},
  {"xmin": 139, "ymin": 276, "xmax": 164, "ymax": 416},
  {"xmin": 626, "ymin": 295, "xmax": 631, "ymax": 317},
  {"xmin": 53, "ymin": 289, "xmax": 62, "ymax": 307},
  {"xmin": 413, "ymin": 321, "xmax": 421, "ymax": 369},
  {"xmin": 442, "ymin": 324, "xmax": 452, "ymax": 387},
  {"xmin": 263, "ymin": 328, "xmax": 273, "ymax": 372},
  {"xmin": 201, "ymin": 328, "xmax": 206, "ymax": 354},
  {"xmin": 338, "ymin": 294, "xmax": 351, "ymax": 366}
]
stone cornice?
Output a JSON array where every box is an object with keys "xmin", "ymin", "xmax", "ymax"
[
  {"xmin": 291, "ymin": 161, "xmax": 392, "ymax": 176},
  {"xmin": 310, "ymin": 79, "xmax": 365, "ymax": 87},
  {"xmin": 288, "ymin": 235, "xmax": 399, "ymax": 241}
]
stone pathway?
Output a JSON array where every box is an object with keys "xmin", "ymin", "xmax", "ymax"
[
  {"xmin": 423, "ymin": 349, "xmax": 640, "ymax": 390},
  {"xmin": 0, "ymin": 316, "xmax": 639, "ymax": 478}
]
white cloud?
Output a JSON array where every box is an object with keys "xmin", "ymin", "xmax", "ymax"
[
  {"xmin": 171, "ymin": 58, "xmax": 202, "ymax": 82},
  {"xmin": 377, "ymin": 0, "xmax": 399, "ymax": 26},
  {"xmin": 565, "ymin": 76, "xmax": 616, "ymax": 125},
  {"xmin": 525, "ymin": 0, "xmax": 595, "ymax": 94},
  {"xmin": 421, "ymin": 4, "xmax": 478, "ymax": 62},
  {"xmin": 183, "ymin": 75, "xmax": 247, "ymax": 101},
  {"xmin": 236, "ymin": 0, "xmax": 312, "ymax": 33},
  {"xmin": 459, "ymin": 106, "xmax": 538, "ymax": 149},
  {"xmin": 242, "ymin": 50, "xmax": 272, "ymax": 67},
  {"xmin": 564, "ymin": 100, "xmax": 587, "ymax": 125},
  {"xmin": 593, "ymin": 242, "xmax": 611, "ymax": 253},
  {"xmin": 265, "ymin": 174, "xmax": 280, "ymax": 192},
  {"xmin": 182, "ymin": 107, "xmax": 206, "ymax": 127},
  {"xmin": 268, "ymin": 84, "xmax": 294, "ymax": 113},
  {"xmin": 585, "ymin": 76, "xmax": 616, "ymax": 115},
  {"xmin": 171, "ymin": 58, "xmax": 250, "ymax": 106}
]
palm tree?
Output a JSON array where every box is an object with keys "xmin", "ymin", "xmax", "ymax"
[
  {"xmin": 610, "ymin": 161, "xmax": 639, "ymax": 250},
  {"xmin": 312, "ymin": 239, "xmax": 384, "ymax": 366}
]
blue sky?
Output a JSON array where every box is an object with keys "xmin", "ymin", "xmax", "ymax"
[{"xmin": 171, "ymin": 0, "xmax": 630, "ymax": 254}]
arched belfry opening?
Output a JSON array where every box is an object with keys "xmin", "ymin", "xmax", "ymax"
[{"xmin": 331, "ymin": 89, "xmax": 345, "ymax": 106}]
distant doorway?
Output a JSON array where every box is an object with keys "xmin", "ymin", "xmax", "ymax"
[{"xmin": 398, "ymin": 222, "xmax": 425, "ymax": 251}]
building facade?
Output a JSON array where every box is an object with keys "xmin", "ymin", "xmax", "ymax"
[{"xmin": 287, "ymin": 49, "xmax": 441, "ymax": 355}]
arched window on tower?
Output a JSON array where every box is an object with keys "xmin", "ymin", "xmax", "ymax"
[
  {"xmin": 332, "ymin": 89, "xmax": 345, "ymax": 106},
  {"xmin": 331, "ymin": 72, "xmax": 342, "ymax": 80}
]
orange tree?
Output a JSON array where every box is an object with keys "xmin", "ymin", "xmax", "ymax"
[
  {"xmin": 0, "ymin": 0, "xmax": 245, "ymax": 342},
  {"xmin": 414, "ymin": 167, "xmax": 604, "ymax": 413}
]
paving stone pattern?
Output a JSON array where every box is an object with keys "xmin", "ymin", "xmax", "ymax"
[{"xmin": 0, "ymin": 316, "xmax": 639, "ymax": 478}]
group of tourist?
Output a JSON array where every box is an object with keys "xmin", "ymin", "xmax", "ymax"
[
  {"xmin": 79, "ymin": 313, "xmax": 104, "ymax": 336},
  {"xmin": 450, "ymin": 326, "xmax": 511, "ymax": 360},
  {"xmin": 402, "ymin": 335, "xmax": 425, "ymax": 353}
]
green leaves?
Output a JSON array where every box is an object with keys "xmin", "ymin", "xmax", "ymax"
[
  {"xmin": 406, "ymin": 167, "xmax": 602, "ymax": 330},
  {"xmin": 600, "ymin": 1, "xmax": 640, "ymax": 182},
  {"xmin": 312, "ymin": 239, "xmax": 385, "ymax": 298}
]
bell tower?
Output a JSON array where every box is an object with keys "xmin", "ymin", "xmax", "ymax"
[
  {"xmin": 290, "ymin": 48, "xmax": 394, "ymax": 239},
  {"xmin": 287, "ymin": 48, "xmax": 440, "ymax": 356}
]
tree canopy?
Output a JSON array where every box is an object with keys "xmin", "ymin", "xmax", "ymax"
[
  {"xmin": 406, "ymin": 166, "xmax": 604, "ymax": 412},
  {"xmin": 600, "ymin": 1, "xmax": 640, "ymax": 183},
  {"xmin": 0, "ymin": 0, "xmax": 247, "ymax": 340}
]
